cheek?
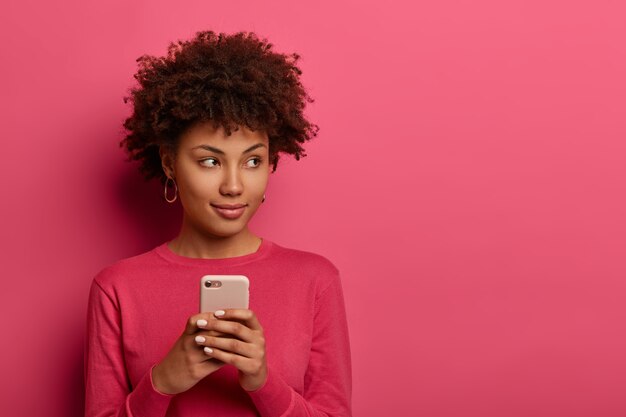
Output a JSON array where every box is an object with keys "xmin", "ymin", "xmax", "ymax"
[
  {"xmin": 249, "ymin": 170, "xmax": 270, "ymax": 190},
  {"xmin": 179, "ymin": 173, "xmax": 218, "ymax": 202}
]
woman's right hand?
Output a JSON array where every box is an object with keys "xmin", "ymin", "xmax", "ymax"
[{"xmin": 151, "ymin": 312, "xmax": 228, "ymax": 395}]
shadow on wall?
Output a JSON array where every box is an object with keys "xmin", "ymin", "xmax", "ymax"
[
  {"xmin": 66, "ymin": 343, "xmax": 86, "ymax": 417},
  {"xmin": 68, "ymin": 145, "xmax": 181, "ymax": 417},
  {"xmin": 113, "ymin": 162, "xmax": 183, "ymax": 249}
]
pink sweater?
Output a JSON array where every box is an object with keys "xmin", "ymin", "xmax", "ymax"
[{"xmin": 84, "ymin": 238, "xmax": 352, "ymax": 417}]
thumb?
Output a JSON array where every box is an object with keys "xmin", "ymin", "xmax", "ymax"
[{"xmin": 183, "ymin": 313, "xmax": 211, "ymax": 335}]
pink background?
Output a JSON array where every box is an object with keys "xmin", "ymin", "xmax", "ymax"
[{"xmin": 1, "ymin": 1, "xmax": 625, "ymax": 416}]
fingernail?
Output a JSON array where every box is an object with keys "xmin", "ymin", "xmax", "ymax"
[
  {"xmin": 195, "ymin": 335, "xmax": 206, "ymax": 343},
  {"xmin": 214, "ymin": 310, "xmax": 225, "ymax": 317},
  {"xmin": 197, "ymin": 319, "xmax": 208, "ymax": 327},
  {"xmin": 204, "ymin": 347, "xmax": 213, "ymax": 354}
]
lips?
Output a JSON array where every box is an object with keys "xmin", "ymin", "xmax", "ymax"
[
  {"xmin": 211, "ymin": 203, "xmax": 247, "ymax": 219},
  {"xmin": 211, "ymin": 203, "xmax": 247, "ymax": 209}
]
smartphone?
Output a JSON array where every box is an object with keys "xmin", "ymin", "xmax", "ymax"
[{"xmin": 200, "ymin": 275, "xmax": 250, "ymax": 313}]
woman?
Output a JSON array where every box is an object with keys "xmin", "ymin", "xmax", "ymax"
[{"xmin": 84, "ymin": 31, "xmax": 352, "ymax": 416}]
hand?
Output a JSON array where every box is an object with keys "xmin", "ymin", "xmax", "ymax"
[
  {"xmin": 194, "ymin": 308, "xmax": 268, "ymax": 392},
  {"xmin": 151, "ymin": 312, "xmax": 231, "ymax": 395}
]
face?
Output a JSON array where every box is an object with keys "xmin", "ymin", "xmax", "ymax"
[{"xmin": 160, "ymin": 121, "xmax": 270, "ymax": 239}]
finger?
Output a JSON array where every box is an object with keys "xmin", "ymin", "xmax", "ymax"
[
  {"xmin": 198, "ymin": 317, "xmax": 255, "ymax": 343},
  {"xmin": 183, "ymin": 312, "xmax": 225, "ymax": 335},
  {"xmin": 213, "ymin": 309, "xmax": 262, "ymax": 331},
  {"xmin": 197, "ymin": 356, "xmax": 227, "ymax": 370},
  {"xmin": 195, "ymin": 329, "xmax": 235, "ymax": 339},
  {"xmin": 195, "ymin": 334, "xmax": 258, "ymax": 358},
  {"xmin": 202, "ymin": 346, "xmax": 259, "ymax": 374},
  {"xmin": 188, "ymin": 336, "xmax": 228, "ymax": 366}
]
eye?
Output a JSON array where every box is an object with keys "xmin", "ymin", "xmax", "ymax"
[
  {"xmin": 199, "ymin": 158, "xmax": 219, "ymax": 168},
  {"xmin": 247, "ymin": 157, "xmax": 262, "ymax": 168}
]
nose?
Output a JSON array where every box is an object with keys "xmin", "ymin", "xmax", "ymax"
[{"xmin": 219, "ymin": 165, "xmax": 243, "ymax": 196}]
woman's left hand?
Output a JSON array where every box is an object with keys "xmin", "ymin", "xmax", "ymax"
[{"xmin": 194, "ymin": 308, "xmax": 268, "ymax": 391}]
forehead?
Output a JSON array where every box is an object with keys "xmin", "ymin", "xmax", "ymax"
[{"xmin": 180, "ymin": 121, "xmax": 268, "ymax": 149}]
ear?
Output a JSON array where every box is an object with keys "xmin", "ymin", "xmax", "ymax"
[{"xmin": 159, "ymin": 145, "xmax": 176, "ymax": 179}]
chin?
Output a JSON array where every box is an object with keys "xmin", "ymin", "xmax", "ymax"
[{"xmin": 206, "ymin": 218, "xmax": 248, "ymax": 233}]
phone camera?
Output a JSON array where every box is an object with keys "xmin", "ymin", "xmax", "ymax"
[{"xmin": 205, "ymin": 281, "xmax": 212, "ymax": 288}]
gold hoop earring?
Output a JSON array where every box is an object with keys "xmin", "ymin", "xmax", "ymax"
[{"xmin": 164, "ymin": 177, "xmax": 178, "ymax": 203}]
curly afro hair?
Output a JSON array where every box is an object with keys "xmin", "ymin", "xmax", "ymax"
[{"xmin": 120, "ymin": 30, "xmax": 319, "ymax": 185}]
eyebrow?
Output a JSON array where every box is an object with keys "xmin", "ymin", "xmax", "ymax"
[{"xmin": 191, "ymin": 143, "xmax": 267, "ymax": 155}]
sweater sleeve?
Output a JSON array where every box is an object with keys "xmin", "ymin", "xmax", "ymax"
[
  {"xmin": 84, "ymin": 278, "xmax": 175, "ymax": 417},
  {"xmin": 246, "ymin": 271, "xmax": 353, "ymax": 416}
]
